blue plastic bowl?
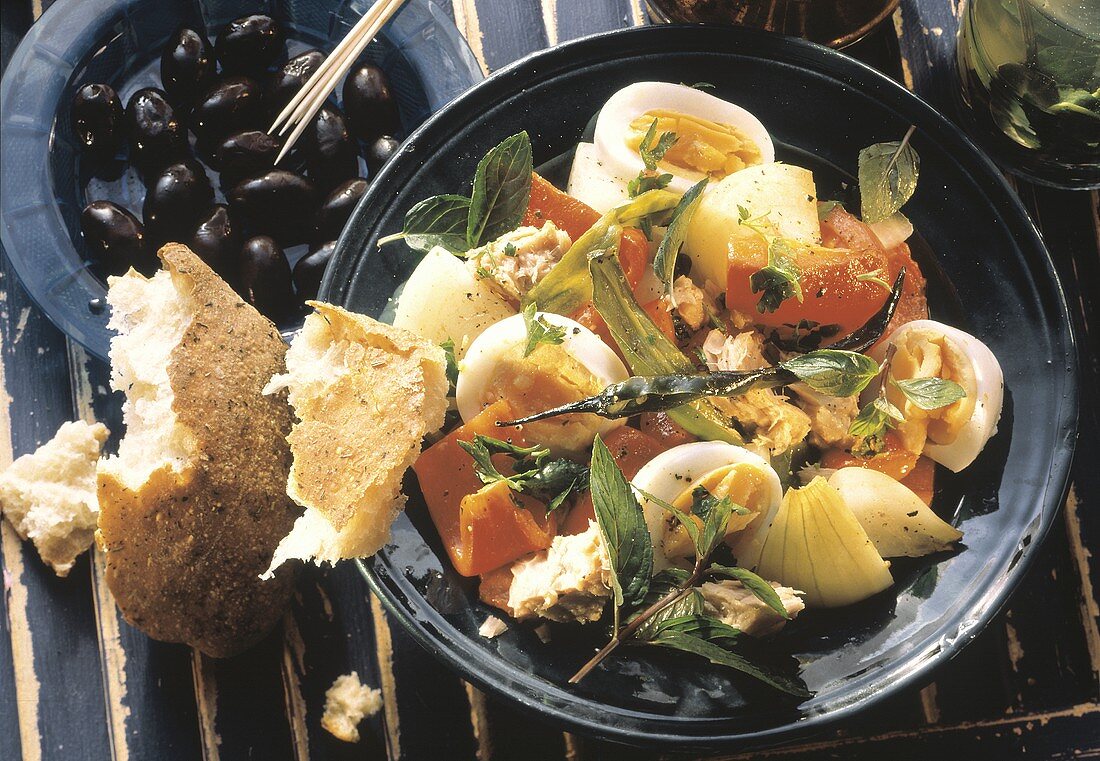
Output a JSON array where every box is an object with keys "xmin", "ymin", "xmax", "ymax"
[{"xmin": 0, "ymin": 0, "xmax": 482, "ymax": 360}]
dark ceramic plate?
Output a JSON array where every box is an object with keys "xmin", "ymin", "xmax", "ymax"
[{"xmin": 323, "ymin": 26, "xmax": 1078, "ymax": 751}]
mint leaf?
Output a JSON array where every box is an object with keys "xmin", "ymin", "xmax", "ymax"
[
  {"xmin": 782, "ymin": 350, "xmax": 880, "ymax": 397},
  {"xmin": 467, "ymin": 131, "xmax": 533, "ymax": 248},
  {"xmin": 653, "ymin": 179, "xmax": 708, "ymax": 301},
  {"xmin": 590, "ymin": 436, "xmax": 653, "ymax": 620},
  {"xmin": 521, "ymin": 302, "xmax": 567, "ymax": 357},
  {"xmin": 849, "ymin": 396, "xmax": 904, "ymax": 456},
  {"xmin": 858, "ymin": 128, "xmax": 920, "ymax": 224},
  {"xmin": 892, "ymin": 377, "xmax": 967, "ymax": 410},
  {"xmin": 381, "ymin": 194, "xmax": 472, "ymax": 253},
  {"xmin": 708, "ymin": 564, "xmax": 790, "ymax": 619}
]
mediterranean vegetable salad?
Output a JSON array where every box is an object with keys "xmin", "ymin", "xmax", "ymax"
[{"xmin": 383, "ymin": 82, "xmax": 1005, "ymax": 697}]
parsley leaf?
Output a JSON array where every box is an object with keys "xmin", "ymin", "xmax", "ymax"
[
  {"xmin": 439, "ymin": 339, "xmax": 459, "ymax": 394},
  {"xmin": 637, "ymin": 118, "xmax": 679, "ymax": 170},
  {"xmin": 750, "ymin": 237, "xmax": 803, "ymax": 314},
  {"xmin": 458, "ymin": 434, "xmax": 589, "ymax": 513},
  {"xmin": 522, "ymin": 302, "xmax": 567, "ymax": 357}
]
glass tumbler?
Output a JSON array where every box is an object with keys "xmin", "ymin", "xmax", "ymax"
[{"xmin": 956, "ymin": 0, "xmax": 1100, "ymax": 189}]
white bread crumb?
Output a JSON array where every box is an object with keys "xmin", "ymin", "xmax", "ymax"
[
  {"xmin": 321, "ymin": 671, "xmax": 382, "ymax": 743},
  {"xmin": 478, "ymin": 615, "xmax": 508, "ymax": 639},
  {"xmin": 0, "ymin": 420, "xmax": 109, "ymax": 576}
]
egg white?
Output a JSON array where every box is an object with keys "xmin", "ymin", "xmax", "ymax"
[
  {"xmin": 455, "ymin": 312, "xmax": 629, "ymax": 435},
  {"xmin": 630, "ymin": 441, "xmax": 783, "ymax": 571},
  {"xmin": 873, "ymin": 319, "xmax": 1004, "ymax": 472},
  {"xmin": 592, "ymin": 81, "xmax": 775, "ymax": 196}
]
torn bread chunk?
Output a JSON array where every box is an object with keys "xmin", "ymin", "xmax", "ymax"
[
  {"xmin": 97, "ymin": 244, "xmax": 299, "ymax": 658},
  {"xmin": 263, "ymin": 303, "xmax": 448, "ymax": 575},
  {"xmin": 322, "ymin": 671, "xmax": 382, "ymax": 743},
  {"xmin": 0, "ymin": 420, "xmax": 109, "ymax": 576},
  {"xmin": 699, "ymin": 579, "xmax": 805, "ymax": 638},
  {"xmin": 507, "ymin": 521, "xmax": 611, "ymax": 624}
]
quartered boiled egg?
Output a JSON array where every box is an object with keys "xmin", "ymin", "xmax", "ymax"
[
  {"xmin": 871, "ymin": 320, "xmax": 1004, "ymax": 473},
  {"xmin": 456, "ymin": 312, "xmax": 629, "ymax": 454},
  {"xmin": 630, "ymin": 441, "xmax": 783, "ymax": 571},
  {"xmin": 568, "ymin": 82, "xmax": 775, "ymax": 213}
]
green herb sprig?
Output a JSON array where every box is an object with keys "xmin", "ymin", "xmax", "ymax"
[
  {"xmin": 379, "ymin": 132, "xmax": 533, "ymax": 254},
  {"xmin": 738, "ymin": 206, "xmax": 804, "ymax": 314},
  {"xmin": 458, "ymin": 434, "xmax": 588, "ymax": 514},
  {"xmin": 521, "ymin": 302, "xmax": 567, "ymax": 357},
  {"xmin": 653, "ymin": 179, "xmax": 708, "ymax": 302},
  {"xmin": 570, "ymin": 438, "xmax": 810, "ymax": 697}
]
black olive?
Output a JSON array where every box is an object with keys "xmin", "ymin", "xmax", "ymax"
[
  {"xmin": 80, "ymin": 201, "xmax": 155, "ymax": 277},
  {"xmin": 126, "ymin": 88, "xmax": 188, "ymax": 176},
  {"xmin": 215, "ymin": 15, "xmax": 285, "ymax": 74},
  {"xmin": 239, "ymin": 236, "xmax": 294, "ymax": 320},
  {"xmin": 266, "ymin": 49, "xmax": 325, "ymax": 117},
  {"xmin": 143, "ymin": 160, "xmax": 214, "ymax": 246},
  {"xmin": 71, "ymin": 84, "xmax": 124, "ymax": 159},
  {"xmin": 214, "ymin": 129, "xmax": 282, "ymax": 186},
  {"xmin": 294, "ymin": 241, "xmax": 335, "ymax": 302},
  {"xmin": 341, "ymin": 63, "xmax": 399, "ymax": 141},
  {"xmin": 314, "ymin": 178, "xmax": 367, "ymax": 243},
  {"xmin": 303, "ymin": 105, "xmax": 359, "ymax": 192},
  {"xmin": 189, "ymin": 204, "xmax": 240, "ymax": 282},
  {"xmin": 160, "ymin": 27, "xmax": 216, "ymax": 107},
  {"xmin": 227, "ymin": 170, "xmax": 317, "ymax": 245},
  {"xmin": 190, "ymin": 76, "xmax": 264, "ymax": 150},
  {"xmin": 365, "ymin": 135, "xmax": 400, "ymax": 175}
]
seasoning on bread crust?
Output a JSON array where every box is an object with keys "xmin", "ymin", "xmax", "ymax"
[
  {"xmin": 96, "ymin": 244, "xmax": 299, "ymax": 658},
  {"xmin": 263, "ymin": 302, "xmax": 448, "ymax": 576}
]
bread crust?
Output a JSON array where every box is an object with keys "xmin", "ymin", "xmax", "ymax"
[
  {"xmin": 97, "ymin": 244, "xmax": 299, "ymax": 658},
  {"xmin": 283, "ymin": 302, "xmax": 448, "ymax": 558}
]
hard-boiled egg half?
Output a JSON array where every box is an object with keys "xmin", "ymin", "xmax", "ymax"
[
  {"xmin": 871, "ymin": 319, "xmax": 1004, "ymax": 472},
  {"xmin": 456, "ymin": 312, "xmax": 629, "ymax": 454},
  {"xmin": 568, "ymin": 82, "xmax": 775, "ymax": 213},
  {"xmin": 630, "ymin": 441, "xmax": 783, "ymax": 571}
]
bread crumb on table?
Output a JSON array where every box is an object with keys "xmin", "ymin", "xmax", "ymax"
[
  {"xmin": 0, "ymin": 420, "xmax": 108, "ymax": 576},
  {"xmin": 321, "ymin": 671, "xmax": 382, "ymax": 743}
]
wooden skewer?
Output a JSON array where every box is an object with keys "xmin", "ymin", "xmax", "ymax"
[{"xmin": 269, "ymin": 0, "xmax": 408, "ymax": 162}]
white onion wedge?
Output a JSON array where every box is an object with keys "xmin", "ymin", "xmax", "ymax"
[
  {"xmin": 757, "ymin": 477, "xmax": 892, "ymax": 608},
  {"xmin": 828, "ymin": 468, "xmax": 962, "ymax": 558}
]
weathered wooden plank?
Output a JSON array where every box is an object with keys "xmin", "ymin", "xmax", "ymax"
[{"xmin": 460, "ymin": 0, "xmax": 548, "ymax": 72}]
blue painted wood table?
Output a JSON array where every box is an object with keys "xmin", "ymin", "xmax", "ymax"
[{"xmin": 1, "ymin": 1, "xmax": 1098, "ymax": 759}]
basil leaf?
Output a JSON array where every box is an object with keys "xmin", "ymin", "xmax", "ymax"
[
  {"xmin": 440, "ymin": 339, "xmax": 459, "ymax": 394},
  {"xmin": 589, "ymin": 437, "xmax": 652, "ymax": 617},
  {"xmin": 858, "ymin": 130, "xmax": 920, "ymax": 224},
  {"xmin": 750, "ymin": 237, "xmax": 803, "ymax": 313},
  {"xmin": 652, "ymin": 614, "xmax": 741, "ymax": 644},
  {"xmin": 467, "ymin": 131, "xmax": 533, "ymax": 248},
  {"xmin": 521, "ymin": 302, "xmax": 567, "ymax": 357},
  {"xmin": 782, "ymin": 349, "xmax": 880, "ymax": 397},
  {"xmin": 708, "ymin": 564, "xmax": 790, "ymax": 619},
  {"xmin": 635, "ymin": 486, "xmax": 702, "ymax": 552},
  {"xmin": 653, "ymin": 179, "xmax": 708, "ymax": 301},
  {"xmin": 524, "ymin": 188, "xmax": 680, "ymax": 315},
  {"xmin": 588, "ymin": 250, "xmax": 745, "ymax": 445},
  {"xmin": 650, "ymin": 629, "xmax": 811, "ymax": 697},
  {"xmin": 382, "ymin": 194, "xmax": 472, "ymax": 254},
  {"xmin": 892, "ymin": 377, "xmax": 968, "ymax": 410}
]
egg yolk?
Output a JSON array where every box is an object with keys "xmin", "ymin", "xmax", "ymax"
[
  {"xmin": 481, "ymin": 341, "xmax": 607, "ymax": 455},
  {"xmin": 661, "ymin": 462, "xmax": 770, "ymax": 560},
  {"xmin": 886, "ymin": 328, "xmax": 977, "ymax": 453},
  {"xmin": 627, "ymin": 109, "xmax": 763, "ymax": 179}
]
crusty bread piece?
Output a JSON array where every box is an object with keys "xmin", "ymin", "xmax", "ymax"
[
  {"xmin": 263, "ymin": 302, "xmax": 447, "ymax": 575},
  {"xmin": 321, "ymin": 671, "xmax": 382, "ymax": 743},
  {"xmin": 96, "ymin": 244, "xmax": 299, "ymax": 658},
  {"xmin": 0, "ymin": 420, "xmax": 109, "ymax": 576}
]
